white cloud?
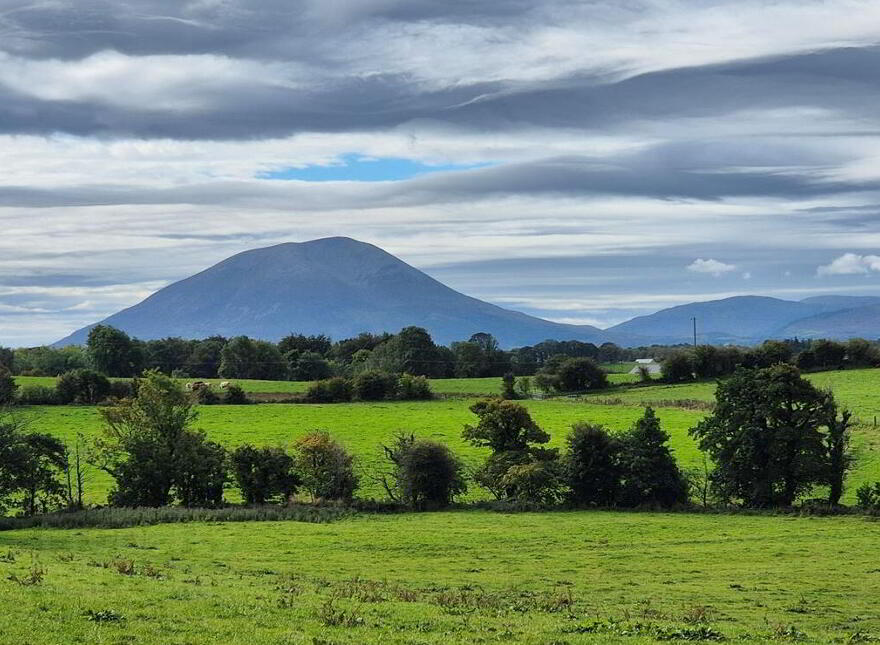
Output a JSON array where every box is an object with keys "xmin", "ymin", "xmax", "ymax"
[
  {"xmin": 742, "ymin": 272, "xmax": 752, "ymax": 280},
  {"xmin": 817, "ymin": 253, "xmax": 880, "ymax": 276},
  {"xmin": 687, "ymin": 258, "xmax": 737, "ymax": 276}
]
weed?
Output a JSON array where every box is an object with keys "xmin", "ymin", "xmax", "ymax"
[
  {"xmin": 315, "ymin": 598, "xmax": 365, "ymax": 628},
  {"xmin": 8, "ymin": 561, "xmax": 46, "ymax": 586},
  {"xmin": 83, "ymin": 609, "xmax": 124, "ymax": 623}
]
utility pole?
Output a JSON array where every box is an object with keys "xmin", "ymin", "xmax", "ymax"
[{"xmin": 692, "ymin": 317, "xmax": 697, "ymax": 348}]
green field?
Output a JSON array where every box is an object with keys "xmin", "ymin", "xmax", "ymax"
[
  {"xmin": 20, "ymin": 400, "xmax": 707, "ymax": 505},
  {"xmin": 13, "ymin": 367, "xmax": 880, "ymax": 505},
  {"xmin": 14, "ymin": 371, "xmax": 636, "ymax": 397},
  {"xmin": 2, "ymin": 511, "xmax": 879, "ymax": 644}
]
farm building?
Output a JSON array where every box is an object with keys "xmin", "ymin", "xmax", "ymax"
[{"xmin": 629, "ymin": 358, "xmax": 662, "ymax": 375}]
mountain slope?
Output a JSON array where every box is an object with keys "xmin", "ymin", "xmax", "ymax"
[
  {"xmin": 55, "ymin": 237, "xmax": 610, "ymax": 348},
  {"xmin": 779, "ymin": 303, "xmax": 880, "ymax": 340},
  {"xmin": 607, "ymin": 296, "xmax": 829, "ymax": 343}
]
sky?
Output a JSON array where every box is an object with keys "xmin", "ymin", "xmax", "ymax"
[{"xmin": 1, "ymin": 0, "xmax": 880, "ymax": 347}]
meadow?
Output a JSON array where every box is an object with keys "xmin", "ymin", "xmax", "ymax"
[
  {"xmin": 14, "ymin": 367, "xmax": 880, "ymax": 504},
  {"xmin": 2, "ymin": 511, "xmax": 879, "ymax": 644},
  {"xmin": 19, "ymin": 399, "xmax": 707, "ymax": 504}
]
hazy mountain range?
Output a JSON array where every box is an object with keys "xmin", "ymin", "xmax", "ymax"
[{"xmin": 55, "ymin": 238, "xmax": 880, "ymax": 348}]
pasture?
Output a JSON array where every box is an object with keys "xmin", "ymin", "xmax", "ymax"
[
  {"xmin": 18, "ymin": 399, "xmax": 707, "ymax": 505},
  {"xmin": 2, "ymin": 511, "xmax": 879, "ymax": 644}
]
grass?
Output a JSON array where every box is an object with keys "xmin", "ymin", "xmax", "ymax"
[
  {"xmin": 14, "ymin": 371, "xmax": 637, "ymax": 396},
  {"xmin": 18, "ymin": 399, "xmax": 707, "ymax": 505},
  {"xmin": 2, "ymin": 510, "xmax": 880, "ymax": 643}
]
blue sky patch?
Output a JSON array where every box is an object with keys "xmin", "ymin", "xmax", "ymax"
[{"xmin": 259, "ymin": 154, "xmax": 493, "ymax": 182}]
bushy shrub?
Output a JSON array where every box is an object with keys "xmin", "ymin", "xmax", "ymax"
[
  {"xmin": 221, "ymin": 384, "xmax": 250, "ymax": 405},
  {"xmin": 16, "ymin": 385, "xmax": 59, "ymax": 406},
  {"xmin": 397, "ymin": 373, "xmax": 433, "ymax": 400},
  {"xmin": 191, "ymin": 385, "xmax": 219, "ymax": 405},
  {"xmin": 305, "ymin": 378, "xmax": 353, "ymax": 403},
  {"xmin": 555, "ymin": 357, "xmax": 609, "ymax": 392},
  {"xmin": 352, "ymin": 370, "xmax": 398, "ymax": 401},
  {"xmin": 381, "ymin": 434, "xmax": 466, "ymax": 509},
  {"xmin": 230, "ymin": 444, "xmax": 298, "ymax": 504},
  {"xmin": 172, "ymin": 431, "xmax": 228, "ymax": 508},
  {"xmin": 564, "ymin": 423, "xmax": 621, "ymax": 506},
  {"xmin": 499, "ymin": 460, "xmax": 564, "ymax": 505},
  {"xmin": 617, "ymin": 407, "xmax": 689, "ymax": 508},
  {"xmin": 108, "ymin": 379, "xmax": 136, "ymax": 400},
  {"xmin": 856, "ymin": 482, "xmax": 880, "ymax": 509},
  {"xmin": 294, "ymin": 431, "xmax": 358, "ymax": 501},
  {"xmin": 661, "ymin": 352, "xmax": 694, "ymax": 383},
  {"xmin": 0, "ymin": 367, "xmax": 16, "ymax": 405},
  {"xmin": 500, "ymin": 372, "xmax": 518, "ymax": 399},
  {"xmin": 56, "ymin": 369, "xmax": 111, "ymax": 404}
]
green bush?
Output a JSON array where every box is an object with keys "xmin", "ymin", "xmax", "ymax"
[
  {"xmin": 564, "ymin": 422, "xmax": 621, "ymax": 506},
  {"xmin": 856, "ymin": 482, "xmax": 880, "ymax": 509},
  {"xmin": 352, "ymin": 370, "xmax": 398, "ymax": 401},
  {"xmin": 294, "ymin": 431, "xmax": 358, "ymax": 502},
  {"xmin": 0, "ymin": 367, "xmax": 17, "ymax": 405},
  {"xmin": 397, "ymin": 373, "xmax": 433, "ymax": 400},
  {"xmin": 16, "ymin": 385, "xmax": 59, "ymax": 406},
  {"xmin": 222, "ymin": 384, "xmax": 250, "ymax": 405},
  {"xmin": 230, "ymin": 444, "xmax": 298, "ymax": 504},
  {"xmin": 381, "ymin": 434, "xmax": 466, "ymax": 509},
  {"xmin": 662, "ymin": 352, "xmax": 694, "ymax": 383},
  {"xmin": 305, "ymin": 378, "xmax": 353, "ymax": 403},
  {"xmin": 56, "ymin": 369, "xmax": 111, "ymax": 404}
]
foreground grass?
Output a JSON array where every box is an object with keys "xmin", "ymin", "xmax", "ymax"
[{"xmin": 1, "ymin": 511, "xmax": 879, "ymax": 644}]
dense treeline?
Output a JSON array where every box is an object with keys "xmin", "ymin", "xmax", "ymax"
[
  {"xmin": 2, "ymin": 368, "xmax": 877, "ymax": 519},
  {"xmin": 3, "ymin": 326, "xmax": 877, "ymax": 388},
  {"xmin": 660, "ymin": 338, "xmax": 880, "ymax": 383}
]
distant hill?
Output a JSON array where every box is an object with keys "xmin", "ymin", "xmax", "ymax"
[
  {"xmin": 54, "ymin": 237, "xmax": 612, "ymax": 348},
  {"xmin": 606, "ymin": 296, "xmax": 830, "ymax": 344},
  {"xmin": 779, "ymin": 303, "xmax": 880, "ymax": 340}
]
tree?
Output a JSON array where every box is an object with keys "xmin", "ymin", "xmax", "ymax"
[
  {"xmin": 219, "ymin": 337, "xmax": 286, "ymax": 380},
  {"xmin": 0, "ymin": 346, "xmax": 13, "ymax": 372},
  {"xmin": 92, "ymin": 370, "xmax": 227, "ymax": 507},
  {"xmin": 288, "ymin": 351, "xmax": 332, "ymax": 381},
  {"xmin": 0, "ymin": 415, "xmax": 68, "ymax": 516},
  {"xmin": 143, "ymin": 337, "xmax": 194, "ymax": 374},
  {"xmin": 564, "ymin": 423, "xmax": 621, "ymax": 506},
  {"xmin": 352, "ymin": 370, "xmax": 398, "ymax": 401},
  {"xmin": 555, "ymin": 357, "xmax": 609, "ymax": 392},
  {"xmin": 87, "ymin": 325, "xmax": 144, "ymax": 377},
  {"xmin": 845, "ymin": 338, "xmax": 879, "ymax": 368},
  {"xmin": 499, "ymin": 460, "xmax": 564, "ymax": 505},
  {"xmin": 294, "ymin": 431, "xmax": 358, "ymax": 502},
  {"xmin": 662, "ymin": 352, "xmax": 694, "ymax": 383},
  {"xmin": 462, "ymin": 399, "xmax": 556, "ymax": 499},
  {"xmin": 462, "ymin": 399, "xmax": 550, "ymax": 453},
  {"xmin": 56, "ymin": 369, "xmax": 111, "ymax": 404},
  {"xmin": 500, "ymin": 372, "xmax": 518, "ymax": 400},
  {"xmin": 452, "ymin": 341, "xmax": 488, "ymax": 378},
  {"xmin": 826, "ymin": 407, "xmax": 853, "ymax": 506},
  {"xmin": 279, "ymin": 334, "xmax": 332, "ymax": 357},
  {"xmin": 186, "ymin": 337, "xmax": 227, "ymax": 378},
  {"xmin": 381, "ymin": 434, "xmax": 466, "ymax": 509},
  {"xmin": 0, "ymin": 366, "xmax": 17, "ymax": 405},
  {"xmin": 690, "ymin": 365, "xmax": 844, "ymax": 507},
  {"xmin": 617, "ymin": 408, "xmax": 688, "ymax": 508},
  {"xmin": 230, "ymin": 445, "xmax": 299, "ymax": 505}
]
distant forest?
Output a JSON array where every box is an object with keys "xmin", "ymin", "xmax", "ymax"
[{"xmin": 2, "ymin": 325, "xmax": 878, "ymax": 383}]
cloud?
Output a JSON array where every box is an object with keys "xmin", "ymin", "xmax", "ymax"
[
  {"xmin": 687, "ymin": 259, "xmax": 737, "ymax": 276},
  {"xmin": 3, "ymin": 1, "xmax": 880, "ymax": 345},
  {"xmin": 817, "ymin": 253, "xmax": 880, "ymax": 276}
]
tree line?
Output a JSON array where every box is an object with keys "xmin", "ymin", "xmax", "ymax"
[
  {"xmin": 2, "ymin": 365, "xmax": 877, "ymax": 517},
  {"xmin": 4, "ymin": 326, "xmax": 876, "ymax": 387}
]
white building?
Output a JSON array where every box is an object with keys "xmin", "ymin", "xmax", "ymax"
[{"xmin": 629, "ymin": 358, "xmax": 662, "ymax": 375}]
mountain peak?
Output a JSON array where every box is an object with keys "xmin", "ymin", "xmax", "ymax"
[{"xmin": 54, "ymin": 238, "xmax": 605, "ymax": 348}]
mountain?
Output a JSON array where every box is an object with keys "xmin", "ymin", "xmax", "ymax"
[
  {"xmin": 779, "ymin": 303, "xmax": 880, "ymax": 340},
  {"xmin": 607, "ymin": 296, "xmax": 830, "ymax": 344},
  {"xmin": 55, "ymin": 237, "xmax": 612, "ymax": 348},
  {"xmin": 799, "ymin": 295, "xmax": 880, "ymax": 309}
]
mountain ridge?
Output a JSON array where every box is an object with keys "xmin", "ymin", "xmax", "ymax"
[{"xmin": 53, "ymin": 237, "xmax": 880, "ymax": 348}]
